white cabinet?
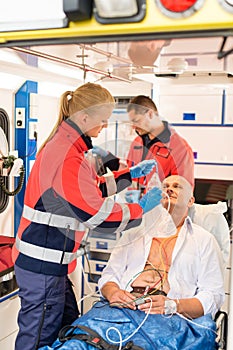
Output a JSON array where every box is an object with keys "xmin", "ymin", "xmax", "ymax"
[
  {"xmin": 0, "ymin": 293, "xmax": 20, "ymax": 350},
  {"xmin": 176, "ymin": 126, "xmax": 233, "ymax": 180},
  {"xmin": 82, "ymin": 231, "xmax": 121, "ymax": 314},
  {"xmin": 157, "ymin": 85, "xmax": 233, "ymax": 180},
  {"xmin": 224, "ymin": 92, "xmax": 233, "ymax": 125},
  {"xmin": 159, "ymin": 92, "xmax": 223, "ymax": 125},
  {"xmin": 176, "ymin": 126, "xmax": 233, "ymax": 164}
]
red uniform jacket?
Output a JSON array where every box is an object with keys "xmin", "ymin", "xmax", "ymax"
[
  {"xmin": 13, "ymin": 120, "xmax": 142, "ymax": 276},
  {"xmin": 127, "ymin": 121, "xmax": 194, "ymax": 189}
]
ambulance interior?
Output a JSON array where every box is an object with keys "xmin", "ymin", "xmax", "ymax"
[{"xmin": 0, "ymin": 35, "xmax": 233, "ymax": 349}]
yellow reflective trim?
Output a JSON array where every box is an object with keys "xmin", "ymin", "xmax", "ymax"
[{"xmin": 0, "ymin": 0, "xmax": 233, "ymax": 44}]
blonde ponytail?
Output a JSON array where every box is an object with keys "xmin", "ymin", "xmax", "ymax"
[{"xmin": 37, "ymin": 83, "xmax": 114, "ymax": 155}]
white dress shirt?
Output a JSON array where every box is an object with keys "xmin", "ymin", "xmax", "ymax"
[{"xmin": 98, "ymin": 209, "xmax": 225, "ymax": 318}]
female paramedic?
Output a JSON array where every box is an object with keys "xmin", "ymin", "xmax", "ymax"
[{"xmin": 12, "ymin": 82, "xmax": 162, "ymax": 350}]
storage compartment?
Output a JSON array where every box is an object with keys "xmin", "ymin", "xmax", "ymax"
[
  {"xmin": 86, "ymin": 272, "xmax": 101, "ymax": 284},
  {"xmin": 224, "ymin": 93, "xmax": 233, "ymax": 125},
  {"xmin": 88, "ymin": 250, "xmax": 110, "ymax": 262},
  {"xmin": 84, "ymin": 258, "xmax": 107, "ymax": 274},
  {"xmin": 159, "ymin": 92, "xmax": 223, "ymax": 124},
  {"xmin": 175, "ymin": 126, "xmax": 233, "ymax": 165},
  {"xmin": 0, "ymin": 236, "xmax": 18, "ymax": 298},
  {"xmin": 88, "ymin": 237, "xmax": 117, "ymax": 251},
  {"xmin": 88, "ymin": 230, "xmax": 119, "ymax": 241},
  {"xmin": 0, "ymin": 294, "xmax": 20, "ymax": 342}
]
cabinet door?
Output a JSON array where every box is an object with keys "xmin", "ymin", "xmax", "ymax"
[
  {"xmin": 159, "ymin": 93, "xmax": 223, "ymax": 124},
  {"xmin": 0, "ymin": 295, "xmax": 20, "ymax": 342},
  {"xmin": 224, "ymin": 93, "xmax": 233, "ymax": 125},
  {"xmin": 175, "ymin": 126, "xmax": 233, "ymax": 180}
]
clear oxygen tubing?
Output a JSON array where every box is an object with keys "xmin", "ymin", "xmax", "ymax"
[
  {"xmin": 146, "ymin": 170, "xmax": 176, "ymax": 237},
  {"xmin": 147, "ymin": 169, "xmax": 171, "ymax": 212},
  {"xmin": 112, "ymin": 172, "xmax": 176, "ymax": 250},
  {"xmin": 175, "ymin": 313, "xmax": 218, "ymax": 336}
]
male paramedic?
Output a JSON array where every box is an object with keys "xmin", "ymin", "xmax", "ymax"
[
  {"xmin": 98, "ymin": 175, "xmax": 225, "ymax": 320},
  {"xmin": 93, "ymin": 95, "xmax": 194, "ymax": 192},
  {"xmin": 126, "ymin": 95, "xmax": 195, "ymax": 190}
]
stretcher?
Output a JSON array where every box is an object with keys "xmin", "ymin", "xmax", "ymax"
[{"xmin": 38, "ymin": 201, "xmax": 230, "ymax": 350}]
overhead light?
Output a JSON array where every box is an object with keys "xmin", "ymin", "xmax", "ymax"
[
  {"xmin": 154, "ymin": 0, "xmax": 205, "ymax": 18},
  {"xmin": 167, "ymin": 58, "xmax": 188, "ymax": 74},
  {"xmin": 218, "ymin": 0, "xmax": 233, "ymax": 13},
  {"xmin": 94, "ymin": 0, "xmax": 146, "ymax": 24}
]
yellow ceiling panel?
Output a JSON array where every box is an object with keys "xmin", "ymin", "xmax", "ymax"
[{"xmin": 0, "ymin": 0, "xmax": 233, "ymax": 46}]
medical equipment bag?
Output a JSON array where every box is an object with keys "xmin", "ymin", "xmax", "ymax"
[{"xmin": 0, "ymin": 235, "xmax": 18, "ymax": 298}]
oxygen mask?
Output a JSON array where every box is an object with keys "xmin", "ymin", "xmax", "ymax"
[{"xmin": 145, "ymin": 171, "xmax": 176, "ymax": 237}]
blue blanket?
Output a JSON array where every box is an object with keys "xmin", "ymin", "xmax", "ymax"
[{"xmin": 39, "ymin": 300, "xmax": 217, "ymax": 350}]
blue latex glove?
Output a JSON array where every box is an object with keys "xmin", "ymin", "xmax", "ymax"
[
  {"xmin": 92, "ymin": 145, "xmax": 108, "ymax": 158},
  {"xmin": 138, "ymin": 187, "xmax": 162, "ymax": 214},
  {"xmin": 125, "ymin": 190, "xmax": 141, "ymax": 203},
  {"xmin": 130, "ymin": 160, "xmax": 157, "ymax": 179}
]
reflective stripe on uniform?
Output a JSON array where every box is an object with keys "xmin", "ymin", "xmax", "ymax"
[
  {"xmin": 84, "ymin": 197, "xmax": 115, "ymax": 229},
  {"xmin": 85, "ymin": 198, "xmax": 130, "ymax": 232},
  {"xmin": 22, "ymin": 205, "xmax": 85, "ymax": 231},
  {"xmin": 16, "ymin": 236, "xmax": 82, "ymax": 264},
  {"xmin": 114, "ymin": 204, "xmax": 130, "ymax": 233},
  {"xmin": 103, "ymin": 171, "xmax": 117, "ymax": 197}
]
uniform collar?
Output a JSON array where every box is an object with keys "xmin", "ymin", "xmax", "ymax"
[
  {"xmin": 63, "ymin": 119, "xmax": 93, "ymax": 151},
  {"xmin": 141, "ymin": 121, "xmax": 171, "ymax": 147}
]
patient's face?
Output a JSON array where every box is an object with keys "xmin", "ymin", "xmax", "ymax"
[{"xmin": 161, "ymin": 175, "xmax": 194, "ymax": 212}]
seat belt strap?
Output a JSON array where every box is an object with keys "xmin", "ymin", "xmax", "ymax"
[{"xmin": 58, "ymin": 324, "xmax": 144, "ymax": 350}]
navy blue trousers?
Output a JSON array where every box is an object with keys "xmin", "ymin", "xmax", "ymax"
[{"xmin": 14, "ymin": 265, "xmax": 80, "ymax": 350}]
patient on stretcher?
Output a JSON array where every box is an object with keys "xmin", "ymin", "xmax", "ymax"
[
  {"xmin": 39, "ymin": 175, "xmax": 229, "ymax": 350},
  {"xmin": 99, "ymin": 175, "xmax": 226, "ymax": 319}
]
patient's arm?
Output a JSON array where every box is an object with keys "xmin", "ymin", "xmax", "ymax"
[
  {"xmin": 101, "ymin": 282, "xmax": 136, "ymax": 309},
  {"xmin": 138, "ymin": 294, "xmax": 204, "ymax": 319},
  {"xmin": 176, "ymin": 297, "xmax": 204, "ymax": 319}
]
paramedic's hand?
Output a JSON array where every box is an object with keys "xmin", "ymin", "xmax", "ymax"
[
  {"xmin": 92, "ymin": 145, "xmax": 108, "ymax": 158},
  {"xmin": 138, "ymin": 187, "xmax": 162, "ymax": 214},
  {"xmin": 130, "ymin": 160, "xmax": 157, "ymax": 179},
  {"xmin": 109, "ymin": 289, "xmax": 137, "ymax": 310},
  {"xmin": 125, "ymin": 189, "xmax": 141, "ymax": 203}
]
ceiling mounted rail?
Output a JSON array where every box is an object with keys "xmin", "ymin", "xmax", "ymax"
[
  {"xmin": 78, "ymin": 43, "xmax": 133, "ymax": 64},
  {"xmin": 11, "ymin": 46, "xmax": 132, "ymax": 83}
]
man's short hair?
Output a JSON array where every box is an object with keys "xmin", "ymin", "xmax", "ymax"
[{"xmin": 127, "ymin": 95, "xmax": 158, "ymax": 114}]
